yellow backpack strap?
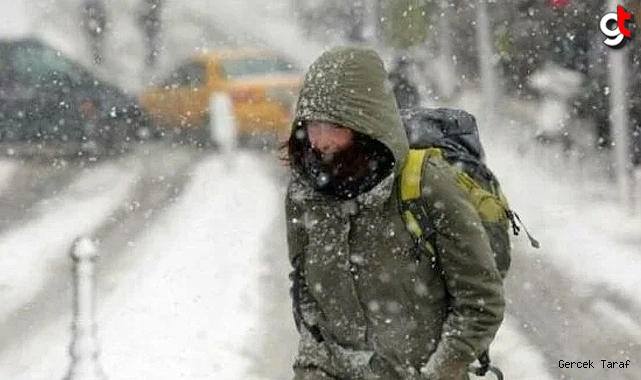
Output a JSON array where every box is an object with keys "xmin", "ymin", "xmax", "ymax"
[
  {"xmin": 424, "ymin": 147, "xmax": 444, "ymax": 160},
  {"xmin": 400, "ymin": 149, "xmax": 436, "ymax": 256},
  {"xmin": 400, "ymin": 149, "xmax": 428, "ymax": 201}
]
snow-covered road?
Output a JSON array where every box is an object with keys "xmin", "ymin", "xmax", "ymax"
[{"xmin": 0, "ymin": 145, "xmax": 283, "ymax": 380}]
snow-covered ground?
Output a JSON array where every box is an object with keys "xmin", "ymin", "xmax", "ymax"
[
  {"xmin": 0, "ymin": 152, "xmax": 279, "ymax": 380},
  {"xmin": 0, "ymin": 162, "xmax": 138, "ymax": 324}
]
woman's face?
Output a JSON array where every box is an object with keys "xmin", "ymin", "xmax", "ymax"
[{"xmin": 306, "ymin": 121, "xmax": 355, "ymax": 161}]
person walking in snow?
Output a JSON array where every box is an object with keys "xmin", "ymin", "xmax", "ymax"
[
  {"xmin": 283, "ymin": 47, "xmax": 505, "ymax": 380},
  {"xmin": 81, "ymin": 0, "xmax": 108, "ymax": 65},
  {"xmin": 136, "ymin": 0, "xmax": 163, "ymax": 67}
]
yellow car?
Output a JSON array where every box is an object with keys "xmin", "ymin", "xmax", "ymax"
[{"xmin": 140, "ymin": 48, "xmax": 302, "ymax": 142}]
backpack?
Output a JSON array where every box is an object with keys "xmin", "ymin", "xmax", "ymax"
[
  {"xmin": 397, "ymin": 107, "xmax": 538, "ymax": 379},
  {"xmin": 397, "ymin": 107, "xmax": 539, "ymax": 279}
]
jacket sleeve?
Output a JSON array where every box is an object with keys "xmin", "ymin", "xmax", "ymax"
[
  {"xmin": 419, "ymin": 158, "xmax": 506, "ymax": 380},
  {"xmin": 285, "ymin": 184, "xmax": 308, "ymax": 266},
  {"xmin": 285, "ymin": 184, "xmax": 323, "ymax": 334}
]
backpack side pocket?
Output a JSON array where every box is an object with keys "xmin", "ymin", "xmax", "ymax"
[{"xmin": 455, "ymin": 171, "xmax": 509, "ymax": 224}]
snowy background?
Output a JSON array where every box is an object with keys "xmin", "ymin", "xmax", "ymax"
[{"xmin": 0, "ymin": 0, "xmax": 639, "ymax": 379}]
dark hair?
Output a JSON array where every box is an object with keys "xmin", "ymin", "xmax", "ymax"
[
  {"xmin": 278, "ymin": 137, "xmax": 291, "ymax": 167},
  {"xmin": 280, "ymin": 119, "xmax": 311, "ymax": 169}
]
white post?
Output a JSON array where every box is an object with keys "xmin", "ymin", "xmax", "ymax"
[
  {"xmin": 607, "ymin": 0, "xmax": 633, "ymax": 211},
  {"xmin": 209, "ymin": 92, "xmax": 238, "ymax": 170},
  {"xmin": 475, "ymin": 0, "xmax": 497, "ymax": 125},
  {"xmin": 64, "ymin": 237, "xmax": 106, "ymax": 380}
]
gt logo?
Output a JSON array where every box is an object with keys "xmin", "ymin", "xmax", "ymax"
[{"xmin": 599, "ymin": 5, "xmax": 635, "ymax": 48}]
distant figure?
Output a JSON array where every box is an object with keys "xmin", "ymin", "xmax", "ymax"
[
  {"xmin": 136, "ymin": 0, "xmax": 163, "ymax": 67},
  {"xmin": 388, "ymin": 54, "xmax": 421, "ymax": 110},
  {"xmin": 81, "ymin": 0, "xmax": 107, "ymax": 65}
]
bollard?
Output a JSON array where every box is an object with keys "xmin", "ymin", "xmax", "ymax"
[
  {"xmin": 64, "ymin": 237, "xmax": 106, "ymax": 380},
  {"xmin": 209, "ymin": 92, "xmax": 238, "ymax": 171}
]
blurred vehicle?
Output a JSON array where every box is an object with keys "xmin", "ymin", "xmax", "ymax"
[
  {"xmin": 140, "ymin": 47, "xmax": 302, "ymax": 145},
  {"xmin": 0, "ymin": 37, "xmax": 150, "ymax": 155}
]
